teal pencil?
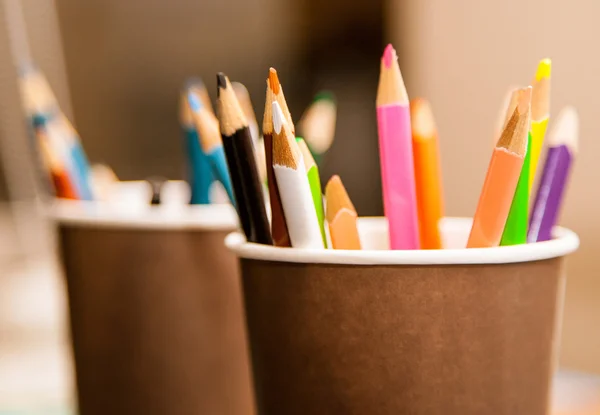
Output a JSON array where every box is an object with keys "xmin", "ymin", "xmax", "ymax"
[
  {"xmin": 188, "ymin": 91, "xmax": 235, "ymax": 205},
  {"xmin": 180, "ymin": 84, "xmax": 213, "ymax": 204}
]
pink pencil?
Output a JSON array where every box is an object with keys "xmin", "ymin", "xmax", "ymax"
[{"xmin": 376, "ymin": 44, "xmax": 420, "ymax": 250}]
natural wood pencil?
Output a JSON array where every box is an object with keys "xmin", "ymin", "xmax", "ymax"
[
  {"xmin": 272, "ymin": 101, "xmax": 323, "ymax": 249},
  {"xmin": 217, "ymin": 72, "xmax": 272, "ymax": 245},
  {"xmin": 262, "ymin": 68, "xmax": 293, "ymax": 247},
  {"xmin": 467, "ymin": 87, "xmax": 531, "ymax": 248},
  {"xmin": 325, "ymin": 175, "xmax": 361, "ymax": 250}
]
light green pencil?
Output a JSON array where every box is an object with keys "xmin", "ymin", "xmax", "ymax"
[{"xmin": 296, "ymin": 137, "xmax": 327, "ymax": 247}]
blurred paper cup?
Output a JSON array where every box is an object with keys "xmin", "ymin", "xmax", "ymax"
[
  {"xmin": 226, "ymin": 217, "xmax": 579, "ymax": 415},
  {"xmin": 51, "ymin": 181, "xmax": 254, "ymax": 415}
]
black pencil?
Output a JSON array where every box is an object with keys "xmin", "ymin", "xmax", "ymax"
[{"xmin": 216, "ymin": 72, "xmax": 273, "ymax": 245}]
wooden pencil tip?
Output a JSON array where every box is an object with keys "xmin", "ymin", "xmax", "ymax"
[
  {"xmin": 535, "ymin": 58, "xmax": 552, "ymax": 81},
  {"xmin": 517, "ymin": 86, "xmax": 532, "ymax": 113},
  {"xmin": 410, "ymin": 98, "xmax": 436, "ymax": 138},
  {"xmin": 216, "ymin": 72, "xmax": 227, "ymax": 96},
  {"xmin": 325, "ymin": 175, "xmax": 356, "ymax": 223},
  {"xmin": 272, "ymin": 101, "xmax": 284, "ymax": 134},
  {"xmin": 268, "ymin": 68, "xmax": 280, "ymax": 94},
  {"xmin": 382, "ymin": 43, "xmax": 397, "ymax": 69}
]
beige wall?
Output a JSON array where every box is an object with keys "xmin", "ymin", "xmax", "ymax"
[{"xmin": 391, "ymin": 0, "xmax": 600, "ymax": 372}]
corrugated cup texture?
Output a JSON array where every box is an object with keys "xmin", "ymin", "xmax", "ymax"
[
  {"xmin": 240, "ymin": 257, "xmax": 566, "ymax": 415},
  {"xmin": 59, "ymin": 224, "xmax": 255, "ymax": 415}
]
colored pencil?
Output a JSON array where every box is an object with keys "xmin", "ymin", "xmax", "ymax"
[
  {"xmin": 262, "ymin": 68, "xmax": 293, "ymax": 247},
  {"xmin": 296, "ymin": 137, "xmax": 327, "ymax": 246},
  {"xmin": 232, "ymin": 82, "xmax": 260, "ymax": 148},
  {"xmin": 376, "ymin": 43, "xmax": 420, "ymax": 250},
  {"xmin": 180, "ymin": 84, "xmax": 213, "ymax": 204},
  {"xmin": 410, "ymin": 98, "xmax": 444, "ymax": 249},
  {"xmin": 38, "ymin": 132, "xmax": 77, "ymax": 199},
  {"xmin": 188, "ymin": 90, "xmax": 235, "ymax": 205},
  {"xmin": 217, "ymin": 72, "xmax": 272, "ymax": 245},
  {"xmin": 187, "ymin": 77, "xmax": 215, "ymax": 116},
  {"xmin": 56, "ymin": 114, "xmax": 95, "ymax": 200},
  {"xmin": 325, "ymin": 175, "xmax": 361, "ymax": 250},
  {"xmin": 494, "ymin": 85, "xmax": 518, "ymax": 144},
  {"xmin": 528, "ymin": 107, "xmax": 578, "ymax": 242},
  {"xmin": 298, "ymin": 91, "xmax": 337, "ymax": 165},
  {"xmin": 272, "ymin": 101, "xmax": 323, "ymax": 249},
  {"xmin": 467, "ymin": 87, "xmax": 531, "ymax": 248},
  {"xmin": 529, "ymin": 59, "xmax": 551, "ymax": 190},
  {"xmin": 233, "ymin": 81, "xmax": 267, "ymax": 185},
  {"xmin": 500, "ymin": 88, "xmax": 533, "ymax": 246}
]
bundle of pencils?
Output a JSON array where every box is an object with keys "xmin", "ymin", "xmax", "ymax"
[
  {"xmin": 207, "ymin": 45, "xmax": 575, "ymax": 250},
  {"xmin": 19, "ymin": 67, "xmax": 96, "ymax": 200}
]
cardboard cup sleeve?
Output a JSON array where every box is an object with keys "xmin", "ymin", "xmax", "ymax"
[
  {"xmin": 226, "ymin": 217, "xmax": 579, "ymax": 415},
  {"xmin": 52, "ymin": 181, "xmax": 255, "ymax": 415}
]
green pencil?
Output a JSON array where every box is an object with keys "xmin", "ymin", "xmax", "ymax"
[
  {"xmin": 296, "ymin": 137, "xmax": 327, "ymax": 247},
  {"xmin": 500, "ymin": 131, "xmax": 531, "ymax": 245}
]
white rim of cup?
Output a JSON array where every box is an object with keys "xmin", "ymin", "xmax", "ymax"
[
  {"xmin": 48, "ymin": 180, "xmax": 239, "ymax": 230},
  {"xmin": 225, "ymin": 217, "xmax": 580, "ymax": 265}
]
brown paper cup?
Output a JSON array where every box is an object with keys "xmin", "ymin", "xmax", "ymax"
[
  {"xmin": 51, "ymin": 181, "xmax": 254, "ymax": 415},
  {"xmin": 226, "ymin": 217, "xmax": 579, "ymax": 415}
]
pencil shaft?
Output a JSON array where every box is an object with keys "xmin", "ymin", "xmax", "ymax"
[
  {"xmin": 413, "ymin": 131, "xmax": 444, "ymax": 250},
  {"xmin": 529, "ymin": 118, "xmax": 548, "ymax": 190},
  {"xmin": 377, "ymin": 104, "xmax": 419, "ymax": 249},
  {"xmin": 306, "ymin": 165, "xmax": 326, "ymax": 246},
  {"xmin": 223, "ymin": 127, "xmax": 272, "ymax": 245},
  {"xmin": 528, "ymin": 145, "xmax": 573, "ymax": 242},
  {"xmin": 207, "ymin": 146, "xmax": 235, "ymax": 205},
  {"xmin": 500, "ymin": 133, "xmax": 531, "ymax": 246},
  {"xmin": 263, "ymin": 133, "xmax": 291, "ymax": 246},
  {"xmin": 183, "ymin": 127, "xmax": 212, "ymax": 204},
  {"xmin": 467, "ymin": 148, "xmax": 524, "ymax": 248}
]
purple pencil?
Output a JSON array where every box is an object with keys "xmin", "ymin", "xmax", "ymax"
[{"xmin": 528, "ymin": 107, "xmax": 578, "ymax": 242}]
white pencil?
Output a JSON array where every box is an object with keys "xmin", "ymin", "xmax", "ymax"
[{"xmin": 272, "ymin": 101, "xmax": 324, "ymax": 249}]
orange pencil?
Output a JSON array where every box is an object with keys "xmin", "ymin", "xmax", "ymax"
[
  {"xmin": 38, "ymin": 133, "xmax": 77, "ymax": 199},
  {"xmin": 325, "ymin": 175, "xmax": 361, "ymax": 250},
  {"xmin": 410, "ymin": 98, "xmax": 444, "ymax": 249},
  {"xmin": 467, "ymin": 87, "xmax": 531, "ymax": 248}
]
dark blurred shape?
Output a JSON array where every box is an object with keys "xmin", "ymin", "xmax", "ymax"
[{"xmin": 145, "ymin": 175, "xmax": 166, "ymax": 205}]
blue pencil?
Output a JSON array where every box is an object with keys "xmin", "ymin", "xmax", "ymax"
[
  {"xmin": 187, "ymin": 91, "xmax": 235, "ymax": 206},
  {"xmin": 180, "ymin": 87, "xmax": 213, "ymax": 204}
]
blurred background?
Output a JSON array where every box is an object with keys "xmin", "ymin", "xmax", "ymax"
[{"xmin": 0, "ymin": 0, "xmax": 598, "ymax": 413}]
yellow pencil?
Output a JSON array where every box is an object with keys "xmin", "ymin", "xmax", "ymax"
[{"xmin": 529, "ymin": 59, "xmax": 551, "ymax": 190}]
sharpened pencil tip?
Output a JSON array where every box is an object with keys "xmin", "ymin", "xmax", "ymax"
[
  {"xmin": 272, "ymin": 101, "xmax": 284, "ymax": 134},
  {"xmin": 268, "ymin": 68, "xmax": 280, "ymax": 94},
  {"xmin": 517, "ymin": 86, "xmax": 532, "ymax": 113},
  {"xmin": 382, "ymin": 44, "xmax": 396, "ymax": 69},
  {"xmin": 535, "ymin": 58, "xmax": 552, "ymax": 81},
  {"xmin": 216, "ymin": 73, "xmax": 227, "ymax": 96}
]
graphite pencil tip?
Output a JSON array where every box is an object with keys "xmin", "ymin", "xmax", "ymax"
[{"xmin": 216, "ymin": 73, "xmax": 227, "ymax": 95}]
